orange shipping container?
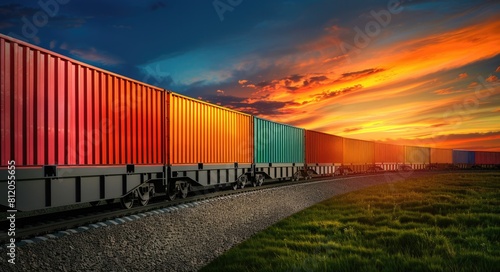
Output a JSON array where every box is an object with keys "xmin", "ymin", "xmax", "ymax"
[
  {"xmin": 405, "ymin": 146, "xmax": 430, "ymax": 164},
  {"xmin": 343, "ymin": 138, "xmax": 374, "ymax": 164},
  {"xmin": 374, "ymin": 143, "xmax": 405, "ymax": 163},
  {"xmin": 168, "ymin": 93, "xmax": 253, "ymax": 164},
  {"xmin": 430, "ymin": 148, "xmax": 452, "ymax": 163},
  {"xmin": 305, "ymin": 130, "xmax": 343, "ymax": 164}
]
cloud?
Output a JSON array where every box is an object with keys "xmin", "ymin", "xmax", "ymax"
[
  {"xmin": 433, "ymin": 87, "xmax": 461, "ymax": 95},
  {"xmin": 202, "ymin": 94, "xmax": 299, "ymax": 116},
  {"xmin": 468, "ymin": 82, "xmax": 479, "ymax": 88},
  {"xmin": 238, "ymin": 80, "xmax": 248, "ymax": 85},
  {"xmin": 336, "ymin": 68, "xmax": 385, "ymax": 82},
  {"xmin": 430, "ymin": 123, "xmax": 447, "ymax": 128},
  {"xmin": 69, "ymin": 47, "xmax": 121, "ymax": 66},
  {"xmin": 312, "ymin": 84, "xmax": 363, "ymax": 101},
  {"xmin": 496, "ymin": 66, "xmax": 500, "ymax": 73},
  {"xmin": 485, "ymin": 75, "xmax": 499, "ymax": 83},
  {"xmin": 433, "ymin": 88, "xmax": 452, "ymax": 95},
  {"xmin": 344, "ymin": 127, "xmax": 362, "ymax": 133},
  {"xmin": 381, "ymin": 131, "xmax": 500, "ymax": 151},
  {"xmin": 309, "ymin": 76, "xmax": 328, "ymax": 83},
  {"xmin": 286, "ymin": 74, "xmax": 304, "ymax": 82},
  {"xmin": 216, "ymin": 89, "xmax": 224, "ymax": 94},
  {"xmin": 458, "ymin": 73, "xmax": 468, "ymax": 79}
]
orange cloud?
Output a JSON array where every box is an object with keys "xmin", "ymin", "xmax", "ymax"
[
  {"xmin": 226, "ymin": 15, "xmax": 500, "ymax": 151},
  {"xmin": 486, "ymin": 75, "xmax": 499, "ymax": 83},
  {"xmin": 434, "ymin": 87, "xmax": 454, "ymax": 95}
]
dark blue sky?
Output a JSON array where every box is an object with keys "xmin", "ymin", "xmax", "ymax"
[{"xmin": 1, "ymin": 0, "xmax": 499, "ymax": 150}]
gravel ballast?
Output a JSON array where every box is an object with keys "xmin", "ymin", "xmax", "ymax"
[{"xmin": 1, "ymin": 172, "xmax": 431, "ymax": 271}]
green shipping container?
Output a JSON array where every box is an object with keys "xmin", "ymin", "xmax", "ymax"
[{"xmin": 254, "ymin": 117, "xmax": 305, "ymax": 163}]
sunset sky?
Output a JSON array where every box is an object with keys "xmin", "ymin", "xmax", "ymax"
[{"xmin": 1, "ymin": 0, "xmax": 499, "ymax": 151}]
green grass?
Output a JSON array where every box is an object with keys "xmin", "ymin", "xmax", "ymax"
[{"xmin": 201, "ymin": 172, "xmax": 500, "ymax": 272}]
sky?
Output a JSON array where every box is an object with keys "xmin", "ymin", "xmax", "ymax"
[{"xmin": 1, "ymin": 0, "xmax": 499, "ymax": 151}]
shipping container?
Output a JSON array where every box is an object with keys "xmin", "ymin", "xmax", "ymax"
[
  {"xmin": 452, "ymin": 150, "xmax": 475, "ymax": 164},
  {"xmin": 405, "ymin": 146, "xmax": 430, "ymax": 164},
  {"xmin": 430, "ymin": 148, "xmax": 452, "ymax": 164},
  {"xmin": 169, "ymin": 92, "xmax": 253, "ymax": 164},
  {"xmin": 305, "ymin": 130, "xmax": 343, "ymax": 164},
  {"xmin": 305, "ymin": 130, "xmax": 342, "ymax": 176},
  {"xmin": 0, "ymin": 34, "xmax": 165, "ymax": 167},
  {"xmin": 343, "ymin": 138, "xmax": 374, "ymax": 164},
  {"xmin": 0, "ymin": 34, "xmax": 165, "ymax": 210},
  {"xmin": 254, "ymin": 117, "xmax": 304, "ymax": 180},
  {"xmin": 254, "ymin": 117, "xmax": 304, "ymax": 163},
  {"xmin": 475, "ymin": 151, "xmax": 500, "ymax": 165},
  {"xmin": 374, "ymin": 142, "xmax": 405, "ymax": 163}
]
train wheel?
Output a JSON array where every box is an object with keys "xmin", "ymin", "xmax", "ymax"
[
  {"xmin": 139, "ymin": 198, "xmax": 149, "ymax": 206},
  {"xmin": 180, "ymin": 183, "xmax": 189, "ymax": 199},
  {"xmin": 138, "ymin": 186, "xmax": 151, "ymax": 206},
  {"xmin": 120, "ymin": 193, "xmax": 135, "ymax": 209},
  {"xmin": 232, "ymin": 182, "xmax": 238, "ymax": 190},
  {"xmin": 167, "ymin": 183, "xmax": 178, "ymax": 201},
  {"xmin": 239, "ymin": 175, "xmax": 247, "ymax": 189},
  {"xmin": 89, "ymin": 201, "xmax": 100, "ymax": 207},
  {"xmin": 256, "ymin": 174, "xmax": 264, "ymax": 186}
]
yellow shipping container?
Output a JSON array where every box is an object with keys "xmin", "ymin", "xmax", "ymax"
[{"xmin": 405, "ymin": 146, "xmax": 430, "ymax": 164}]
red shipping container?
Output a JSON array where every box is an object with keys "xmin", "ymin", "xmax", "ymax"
[
  {"xmin": 0, "ymin": 34, "xmax": 165, "ymax": 167},
  {"xmin": 305, "ymin": 130, "xmax": 343, "ymax": 164},
  {"xmin": 475, "ymin": 151, "xmax": 500, "ymax": 164}
]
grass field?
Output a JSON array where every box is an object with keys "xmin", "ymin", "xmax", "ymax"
[{"xmin": 201, "ymin": 172, "xmax": 500, "ymax": 272}]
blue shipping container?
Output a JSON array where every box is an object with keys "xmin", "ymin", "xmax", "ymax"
[{"xmin": 452, "ymin": 150, "xmax": 475, "ymax": 164}]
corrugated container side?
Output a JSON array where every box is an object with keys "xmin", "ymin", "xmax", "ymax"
[
  {"xmin": 254, "ymin": 117, "xmax": 304, "ymax": 163},
  {"xmin": 430, "ymin": 148, "xmax": 452, "ymax": 163},
  {"xmin": 452, "ymin": 150, "xmax": 475, "ymax": 164},
  {"xmin": 305, "ymin": 130, "xmax": 343, "ymax": 164},
  {"xmin": 405, "ymin": 146, "xmax": 430, "ymax": 164},
  {"xmin": 169, "ymin": 93, "xmax": 253, "ymax": 164},
  {"xmin": 343, "ymin": 138, "xmax": 374, "ymax": 164},
  {"xmin": 469, "ymin": 151, "xmax": 476, "ymax": 164},
  {"xmin": 374, "ymin": 143, "xmax": 405, "ymax": 163},
  {"xmin": 0, "ymin": 34, "xmax": 164, "ymax": 167},
  {"xmin": 475, "ymin": 151, "xmax": 500, "ymax": 164}
]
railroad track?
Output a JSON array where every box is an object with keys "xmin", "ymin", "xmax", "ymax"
[{"xmin": 0, "ymin": 169, "xmax": 476, "ymax": 246}]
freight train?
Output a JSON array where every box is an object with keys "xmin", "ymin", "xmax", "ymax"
[{"xmin": 1, "ymin": 34, "xmax": 499, "ymax": 211}]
